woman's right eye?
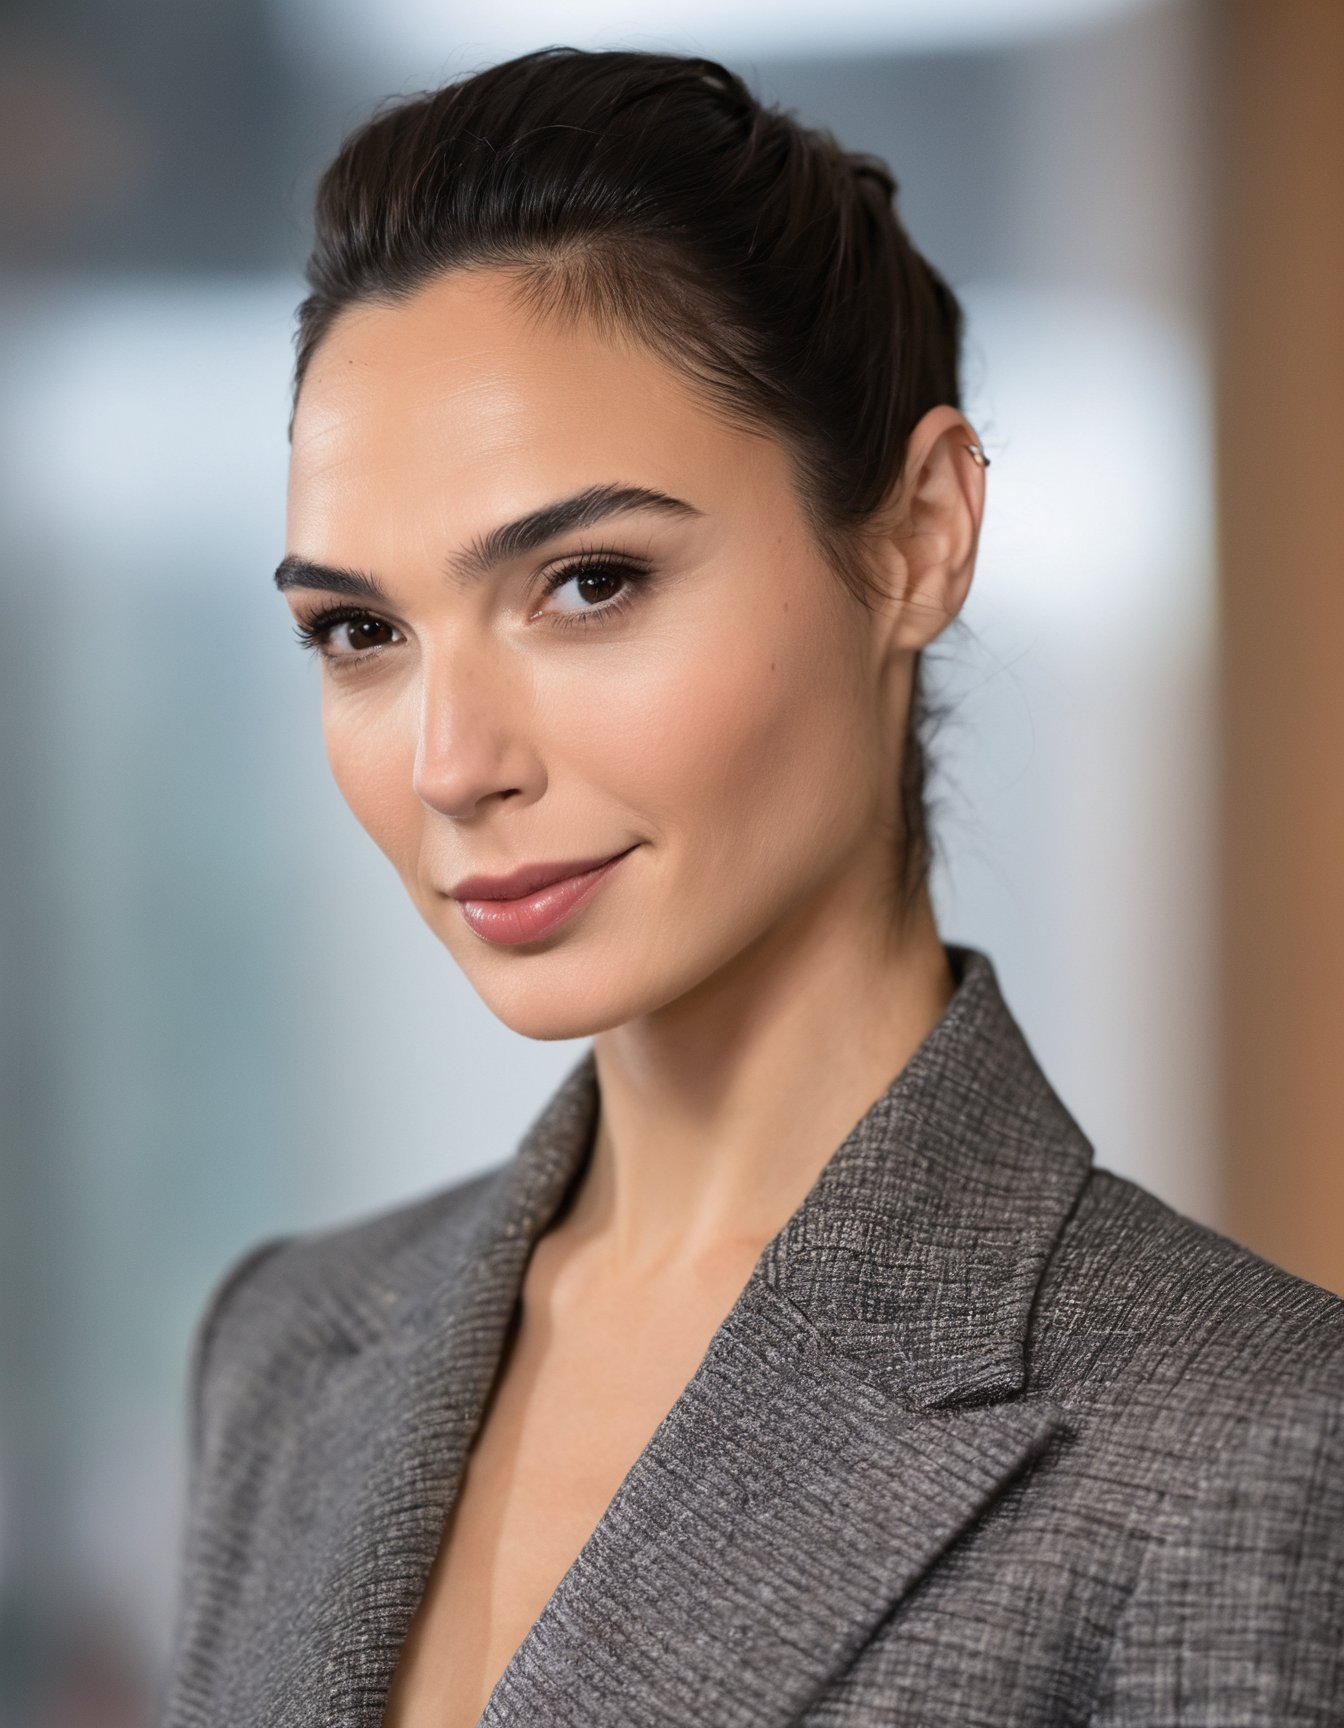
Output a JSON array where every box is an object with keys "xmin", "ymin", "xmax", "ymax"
[{"xmin": 291, "ymin": 607, "xmax": 403, "ymax": 670}]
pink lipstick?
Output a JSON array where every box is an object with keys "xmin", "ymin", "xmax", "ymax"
[{"xmin": 451, "ymin": 845, "xmax": 638, "ymax": 946}]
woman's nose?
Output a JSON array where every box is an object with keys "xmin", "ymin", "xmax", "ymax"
[{"xmin": 410, "ymin": 643, "xmax": 537, "ymax": 819}]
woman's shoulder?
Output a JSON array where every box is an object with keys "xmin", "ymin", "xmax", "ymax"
[
  {"xmin": 190, "ymin": 1159, "xmax": 510, "ymax": 1373},
  {"xmin": 1035, "ymin": 1161, "xmax": 1344, "ymax": 1452}
]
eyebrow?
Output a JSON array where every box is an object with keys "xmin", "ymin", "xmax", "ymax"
[{"xmin": 273, "ymin": 483, "xmax": 702, "ymax": 602}]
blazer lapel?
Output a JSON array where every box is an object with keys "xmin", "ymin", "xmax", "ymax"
[
  {"xmin": 271, "ymin": 942, "xmax": 1094, "ymax": 1728},
  {"xmin": 251, "ymin": 1052, "xmax": 603, "ymax": 1727},
  {"xmin": 479, "ymin": 1283, "xmax": 1070, "ymax": 1727}
]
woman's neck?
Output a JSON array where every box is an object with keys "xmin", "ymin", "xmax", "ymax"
[{"xmin": 560, "ymin": 885, "xmax": 955, "ymax": 1280}]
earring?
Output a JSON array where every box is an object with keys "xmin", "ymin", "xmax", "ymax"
[{"xmin": 965, "ymin": 441, "xmax": 991, "ymax": 468}]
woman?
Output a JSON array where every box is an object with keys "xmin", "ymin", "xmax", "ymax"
[{"xmin": 158, "ymin": 46, "xmax": 1344, "ymax": 1728}]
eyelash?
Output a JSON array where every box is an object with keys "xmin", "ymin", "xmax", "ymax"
[{"xmin": 290, "ymin": 553, "xmax": 654, "ymax": 672}]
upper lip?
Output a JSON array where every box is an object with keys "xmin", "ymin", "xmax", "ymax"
[{"xmin": 449, "ymin": 846, "xmax": 635, "ymax": 902}]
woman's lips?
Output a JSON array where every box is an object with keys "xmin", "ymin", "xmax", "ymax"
[{"xmin": 455, "ymin": 846, "xmax": 637, "ymax": 945}]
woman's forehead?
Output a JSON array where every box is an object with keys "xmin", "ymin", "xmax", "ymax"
[
  {"xmin": 286, "ymin": 269, "xmax": 789, "ymax": 540},
  {"xmin": 293, "ymin": 272, "xmax": 693, "ymax": 448}
]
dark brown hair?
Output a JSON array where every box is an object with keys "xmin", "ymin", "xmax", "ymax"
[{"xmin": 291, "ymin": 46, "xmax": 967, "ymax": 921}]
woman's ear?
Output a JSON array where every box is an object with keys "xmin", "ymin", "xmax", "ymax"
[{"xmin": 864, "ymin": 403, "xmax": 988, "ymax": 658}]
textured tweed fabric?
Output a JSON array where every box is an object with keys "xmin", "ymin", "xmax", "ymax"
[{"xmin": 156, "ymin": 943, "xmax": 1344, "ymax": 1726}]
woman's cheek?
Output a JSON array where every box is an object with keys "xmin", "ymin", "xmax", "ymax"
[
  {"xmin": 703, "ymin": 617, "xmax": 869, "ymax": 884},
  {"xmin": 542, "ymin": 621, "xmax": 727, "ymax": 799},
  {"xmin": 322, "ymin": 689, "xmax": 419, "ymax": 867}
]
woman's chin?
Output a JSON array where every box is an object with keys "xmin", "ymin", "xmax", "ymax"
[
  {"xmin": 453, "ymin": 961, "xmax": 660, "ymax": 1043},
  {"xmin": 471, "ymin": 992, "xmax": 637, "ymax": 1044}
]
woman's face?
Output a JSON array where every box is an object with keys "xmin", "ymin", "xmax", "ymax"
[{"xmin": 283, "ymin": 268, "xmax": 933, "ymax": 1040}]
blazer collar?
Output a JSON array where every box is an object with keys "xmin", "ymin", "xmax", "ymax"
[
  {"xmin": 285, "ymin": 941, "xmax": 1095, "ymax": 1727},
  {"xmin": 373, "ymin": 938, "xmax": 1094, "ymax": 1412}
]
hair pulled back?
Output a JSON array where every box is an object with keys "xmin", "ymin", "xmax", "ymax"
[{"xmin": 292, "ymin": 46, "xmax": 967, "ymax": 921}]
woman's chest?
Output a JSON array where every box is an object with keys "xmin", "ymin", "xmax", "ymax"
[
  {"xmin": 380, "ymin": 1249, "xmax": 756, "ymax": 1727},
  {"xmin": 168, "ymin": 1233, "xmax": 1154, "ymax": 1728}
]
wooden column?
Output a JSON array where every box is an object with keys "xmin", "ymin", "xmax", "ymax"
[{"xmin": 1214, "ymin": 0, "xmax": 1344, "ymax": 1294}]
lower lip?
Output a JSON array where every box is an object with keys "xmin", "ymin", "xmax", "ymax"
[{"xmin": 455, "ymin": 847, "xmax": 637, "ymax": 946}]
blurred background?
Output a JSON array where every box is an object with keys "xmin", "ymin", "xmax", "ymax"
[{"xmin": 1, "ymin": 0, "xmax": 1341, "ymax": 1721}]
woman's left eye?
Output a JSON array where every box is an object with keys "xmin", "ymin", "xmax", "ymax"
[{"xmin": 538, "ymin": 557, "xmax": 652, "ymax": 629}]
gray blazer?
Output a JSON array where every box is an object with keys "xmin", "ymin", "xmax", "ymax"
[{"xmin": 157, "ymin": 942, "xmax": 1344, "ymax": 1726}]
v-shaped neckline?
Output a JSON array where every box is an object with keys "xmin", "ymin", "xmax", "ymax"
[
  {"xmin": 375, "ymin": 1089, "xmax": 753, "ymax": 1728},
  {"xmin": 465, "ymin": 1241, "xmax": 787, "ymax": 1726},
  {"xmin": 351, "ymin": 939, "xmax": 1093, "ymax": 1727}
]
